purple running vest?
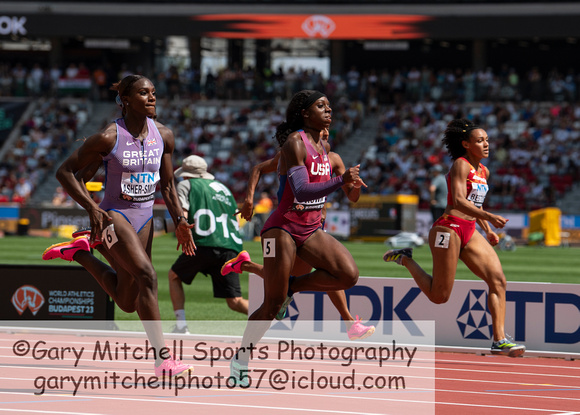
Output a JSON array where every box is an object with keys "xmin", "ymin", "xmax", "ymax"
[{"xmin": 100, "ymin": 117, "xmax": 164, "ymax": 211}]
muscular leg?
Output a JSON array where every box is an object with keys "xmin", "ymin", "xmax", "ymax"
[
  {"xmin": 73, "ymin": 233, "xmax": 140, "ymax": 312},
  {"xmin": 168, "ymin": 269, "xmax": 185, "ymax": 311},
  {"xmin": 460, "ymin": 231, "xmax": 508, "ymax": 342},
  {"xmin": 399, "ymin": 225, "xmax": 461, "ymax": 304},
  {"xmin": 226, "ymin": 297, "xmax": 248, "ymax": 314},
  {"xmin": 241, "ymin": 261, "xmax": 264, "ymax": 277},
  {"xmin": 290, "ymin": 230, "xmax": 358, "ymax": 293},
  {"xmin": 76, "ymin": 213, "xmax": 166, "ymax": 364},
  {"xmin": 237, "ymin": 228, "xmax": 295, "ymax": 364},
  {"xmin": 241, "ymin": 241, "xmax": 355, "ymax": 324},
  {"xmin": 288, "ymin": 256, "xmax": 356, "ymax": 323},
  {"xmin": 73, "ymin": 250, "xmax": 136, "ymax": 308},
  {"xmin": 241, "ymin": 251, "xmax": 311, "ymax": 278},
  {"xmin": 327, "ymin": 291, "xmax": 355, "ymax": 325}
]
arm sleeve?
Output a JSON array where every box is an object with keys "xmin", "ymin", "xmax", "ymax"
[{"xmin": 287, "ymin": 165, "xmax": 345, "ymax": 202}]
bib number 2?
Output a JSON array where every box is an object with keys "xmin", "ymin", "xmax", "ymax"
[{"xmin": 435, "ymin": 231, "xmax": 450, "ymax": 249}]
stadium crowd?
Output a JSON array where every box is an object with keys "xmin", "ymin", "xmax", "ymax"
[
  {"xmin": 0, "ymin": 98, "xmax": 88, "ymax": 204},
  {"xmin": 0, "ymin": 60, "xmax": 578, "ymax": 214},
  {"xmin": 1, "ymin": 61, "xmax": 578, "ymax": 104},
  {"xmin": 358, "ymin": 99, "xmax": 579, "ymax": 212}
]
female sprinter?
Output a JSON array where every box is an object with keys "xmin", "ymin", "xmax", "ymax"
[
  {"xmin": 383, "ymin": 118, "xmax": 525, "ymax": 357},
  {"xmin": 42, "ymin": 74, "xmax": 196, "ymax": 376},
  {"xmin": 230, "ymin": 90, "xmax": 363, "ymax": 385}
]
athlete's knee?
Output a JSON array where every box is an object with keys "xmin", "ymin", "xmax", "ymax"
[
  {"xmin": 115, "ymin": 292, "xmax": 139, "ymax": 313},
  {"xmin": 430, "ymin": 292, "xmax": 451, "ymax": 304},
  {"xmin": 116, "ymin": 302, "xmax": 137, "ymax": 313},
  {"xmin": 134, "ymin": 264, "xmax": 158, "ymax": 292},
  {"xmin": 488, "ymin": 272, "xmax": 507, "ymax": 293},
  {"xmin": 168, "ymin": 268, "xmax": 179, "ymax": 282},
  {"xmin": 336, "ymin": 262, "xmax": 359, "ymax": 289},
  {"xmin": 226, "ymin": 297, "xmax": 238, "ymax": 309}
]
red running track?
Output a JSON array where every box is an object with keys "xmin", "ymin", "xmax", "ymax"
[
  {"xmin": 0, "ymin": 330, "xmax": 579, "ymax": 414},
  {"xmin": 435, "ymin": 352, "xmax": 580, "ymax": 414}
]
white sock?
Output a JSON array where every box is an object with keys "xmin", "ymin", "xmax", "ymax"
[{"xmin": 174, "ymin": 309, "xmax": 186, "ymax": 328}]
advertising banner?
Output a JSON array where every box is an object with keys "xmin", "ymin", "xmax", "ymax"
[
  {"xmin": 19, "ymin": 206, "xmax": 167, "ymax": 232},
  {"xmin": 350, "ymin": 195, "xmax": 418, "ymax": 240},
  {"xmin": 0, "ymin": 265, "xmax": 114, "ymax": 321},
  {"xmin": 249, "ymin": 275, "xmax": 580, "ymax": 355},
  {"xmin": 324, "ymin": 210, "xmax": 350, "ymax": 239}
]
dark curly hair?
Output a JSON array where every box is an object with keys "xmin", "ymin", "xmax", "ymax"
[
  {"xmin": 274, "ymin": 90, "xmax": 321, "ymax": 147},
  {"xmin": 442, "ymin": 118, "xmax": 481, "ymax": 160}
]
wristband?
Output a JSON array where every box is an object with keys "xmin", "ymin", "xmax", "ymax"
[{"xmin": 176, "ymin": 216, "xmax": 187, "ymax": 224}]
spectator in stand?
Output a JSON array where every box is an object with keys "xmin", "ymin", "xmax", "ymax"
[
  {"xmin": 52, "ymin": 186, "xmax": 73, "ymax": 207},
  {"xmin": 429, "ymin": 164, "xmax": 448, "ymax": 223},
  {"xmin": 12, "ymin": 177, "xmax": 32, "ymax": 204},
  {"xmin": 92, "ymin": 66, "xmax": 109, "ymax": 100},
  {"xmin": 64, "ymin": 63, "xmax": 79, "ymax": 79}
]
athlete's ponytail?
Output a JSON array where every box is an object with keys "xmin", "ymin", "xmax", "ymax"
[{"xmin": 443, "ymin": 118, "xmax": 480, "ymax": 160}]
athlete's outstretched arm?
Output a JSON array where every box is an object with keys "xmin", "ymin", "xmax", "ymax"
[{"xmin": 329, "ymin": 152, "xmax": 366, "ymax": 202}]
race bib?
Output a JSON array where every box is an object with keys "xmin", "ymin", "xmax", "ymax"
[
  {"xmin": 102, "ymin": 224, "xmax": 118, "ymax": 249},
  {"xmin": 119, "ymin": 171, "xmax": 160, "ymax": 203},
  {"xmin": 263, "ymin": 238, "xmax": 276, "ymax": 258},
  {"xmin": 467, "ymin": 183, "xmax": 489, "ymax": 208},
  {"xmin": 435, "ymin": 231, "xmax": 450, "ymax": 249},
  {"xmin": 291, "ymin": 196, "xmax": 326, "ymax": 212}
]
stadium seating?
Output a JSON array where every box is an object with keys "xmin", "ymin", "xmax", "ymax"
[{"xmin": 0, "ymin": 62, "xmax": 579, "ymax": 214}]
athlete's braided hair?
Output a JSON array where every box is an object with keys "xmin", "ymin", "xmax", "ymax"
[
  {"xmin": 274, "ymin": 90, "xmax": 320, "ymax": 147},
  {"xmin": 442, "ymin": 118, "xmax": 480, "ymax": 160}
]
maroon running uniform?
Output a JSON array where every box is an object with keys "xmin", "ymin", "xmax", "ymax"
[{"xmin": 262, "ymin": 130, "xmax": 332, "ymax": 247}]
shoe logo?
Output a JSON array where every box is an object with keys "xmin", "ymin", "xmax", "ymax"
[
  {"xmin": 126, "ymin": 140, "xmax": 134, "ymax": 145},
  {"xmin": 60, "ymin": 246, "xmax": 78, "ymax": 254},
  {"xmin": 312, "ymin": 155, "xmax": 319, "ymax": 160},
  {"xmin": 12, "ymin": 285, "xmax": 45, "ymax": 316},
  {"xmin": 456, "ymin": 289, "xmax": 492, "ymax": 340}
]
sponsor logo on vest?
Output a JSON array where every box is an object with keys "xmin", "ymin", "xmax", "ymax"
[{"xmin": 310, "ymin": 162, "xmax": 331, "ymax": 176}]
